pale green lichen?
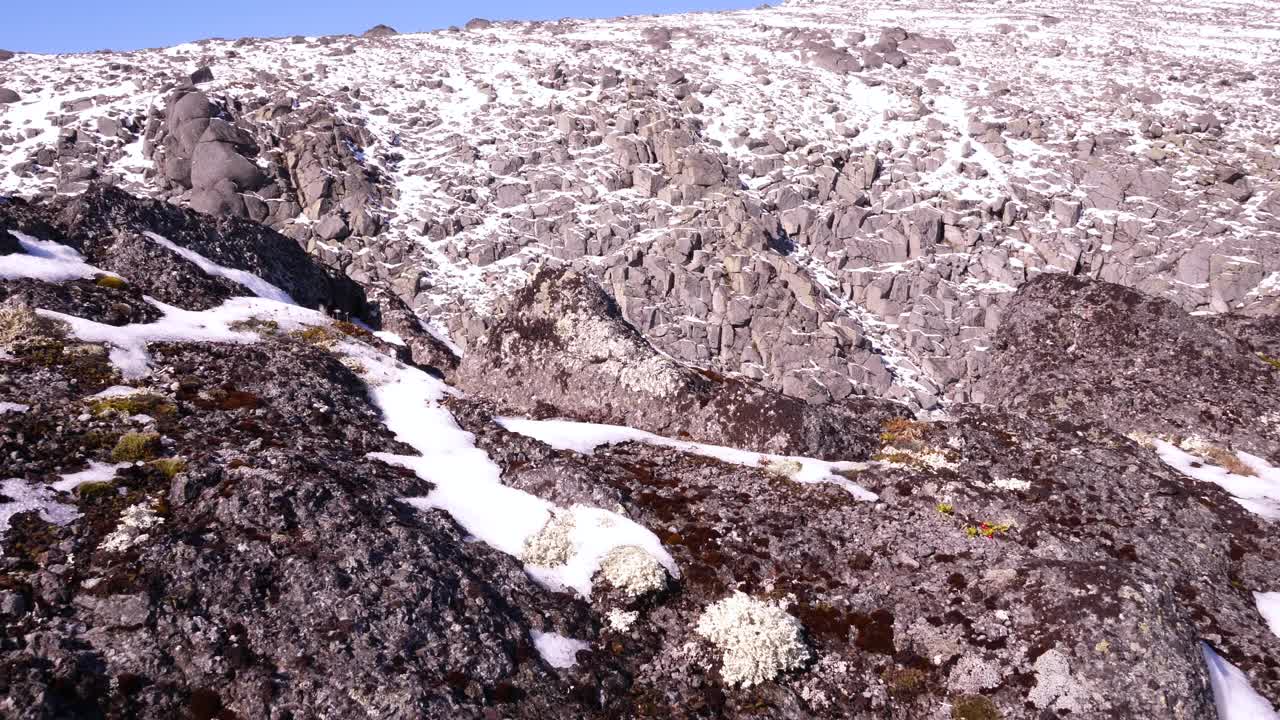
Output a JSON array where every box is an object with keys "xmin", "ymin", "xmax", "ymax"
[
  {"xmin": 99, "ymin": 501, "xmax": 164, "ymax": 553},
  {"xmin": 521, "ymin": 512, "xmax": 576, "ymax": 567},
  {"xmin": 0, "ymin": 304, "xmax": 67, "ymax": 346},
  {"xmin": 763, "ymin": 458, "xmax": 803, "ymax": 479},
  {"xmin": 696, "ymin": 592, "xmax": 810, "ymax": 688},
  {"xmin": 606, "ymin": 608, "xmax": 639, "ymax": 632},
  {"xmin": 599, "ymin": 545, "xmax": 666, "ymax": 599}
]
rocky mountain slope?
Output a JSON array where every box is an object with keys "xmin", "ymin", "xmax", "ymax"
[
  {"xmin": 2, "ymin": 0, "xmax": 1277, "ymax": 411},
  {"xmin": 1, "ymin": 1, "xmax": 1279, "ymax": 718}
]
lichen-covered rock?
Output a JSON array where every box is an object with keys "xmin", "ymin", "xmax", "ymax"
[
  {"xmin": 983, "ymin": 274, "xmax": 1280, "ymax": 458},
  {"xmin": 2, "ymin": 2, "xmax": 1280, "ymax": 712},
  {"xmin": 457, "ymin": 266, "xmax": 908, "ymax": 460}
]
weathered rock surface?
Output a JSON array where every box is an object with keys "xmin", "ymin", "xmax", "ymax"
[
  {"xmin": 457, "ymin": 267, "xmax": 907, "ymax": 460},
  {"xmin": 1, "ymin": 178, "xmax": 1279, "ymax": 720},
  {"xmin": 984, "ymin": 274, "xmax": 1280, "ymax": 458}
]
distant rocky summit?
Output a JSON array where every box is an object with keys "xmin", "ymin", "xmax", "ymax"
[{"xmin": 2, "ymin": 0, "xmax": 1279, "ymax": 718}]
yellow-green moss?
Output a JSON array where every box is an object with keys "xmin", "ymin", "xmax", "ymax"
[
  {"xmin": 75, "ymin": 481, "xmax": 117, "ymax": 502},
  {"xmin": 229, "ymin": 318, "xmax": 281, "ymax": 335},
  {"xmin": 0, "ymin": 305, "xmax": 68, "ymax": 346},
  {"xmin": 149, "ymin": 458, "xmax": 187, "ymax": 479},
  {"xmin": 965, "ymin": 522, "xmax": 1012, "ymax": 539},
  {"xmin": 89, "ymin": 393, "xmax": 175, "ymax": 417},
  {"xmin": 289, "ymin": 325, "xmax": 336, "ymax": 347},
  {"xmin": 952, "ymin": 695, "xmax": 1001, "ymax": 720},
  {"xmin": 879, "ymin": 417, "xmax": 927, "ymax": 445},
  {"xmin": 332, "ymin": 320, "xmax": 374, "ymax": 341},
  {"xmin": 883, "ymin": 667, "xmax": 928, "ymax": 699},
  {"xmin": 94, "ymin": 274, "xmax": 128, "ymax": 290},
  {"xmin": 111, "ymin": 432, "xmax": 162, "ymax": 462},
  {"xmin": 1260, "ymin": 353, "xmax": 1280, "ymax": 371}
]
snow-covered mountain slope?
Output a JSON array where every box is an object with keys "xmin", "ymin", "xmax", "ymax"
[{"xmin": 2, "ymin": 0, "xmax": 1278, "ymax": 410}]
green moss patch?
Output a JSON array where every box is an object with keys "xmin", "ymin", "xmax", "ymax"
[
  {"xmin": 90, "ymin": 393, "xmax": 175, "ymax": 417},
  {"xmin": 111, "ymin": 432, "xmax": 162, "ymax": 462}
]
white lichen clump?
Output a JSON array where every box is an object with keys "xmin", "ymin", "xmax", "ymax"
[
  {"xmin": 695, "ymin": 591, "xmax": 811, "ymax": 688},
  {"xmin": 99, "ymin": 501, "xmax": 164, "ymax": 553},
  {"xmin": 599, "ymin": 544, "xmax": 667, "ymax": 599},
  {"xmin": 521, "ymin": 512, "xmax": 576, "ymax": 567},
  {"xmin": 990, "ymin": 476, "xmax": 1031, "ymax": 491},
  {"xmin": 607, "ymin": 608, "xmax": 639, "ymax": 632},
  {"xmin": 879, "ymin": 445, "xmax": 959, "ymax": 470},
  {"xmin": 763, "ymin": 458, "xmax": 803, "ymax": 479}
]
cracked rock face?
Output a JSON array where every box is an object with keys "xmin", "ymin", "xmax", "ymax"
[{"xmin": 2, "ymin": 0, "xmax": 1280, "ymax": 718}]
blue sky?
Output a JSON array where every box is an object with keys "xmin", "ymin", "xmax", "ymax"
[{"xmin": 1, "ymin": 0, "xmax": 759, "ymax": 54}]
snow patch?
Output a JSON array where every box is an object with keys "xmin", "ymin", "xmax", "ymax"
[
  {"xmin": 530, "ymin": 630, "xmax": 590, "ymax": 669},
  {"xmin": 372, "ymin": 330, "xmax": 406, "ymax": 347},
  {"xmin": 1153, "ymin": 440, "xmax": 1280, "ymax": 520},
  {"xmin": 350, "ymin": 341, "xmax": 676, "ymax": 598},
  {"xmin": 1255, "ymin": 592, "xmax": 1280, "ymax": 640},
  {"xmin": 0, "ymin": 402, "xmax": 29, "ymax": 414},
  {"xmin": 497, "ymin": 416, "xmax": 879, "ymax": 501},
  {"xmin": 52, "ymin": 461, "xmax": 129, "ymax": 493},
  {"xmin": 43, "ymin": 296, "xmax": 325, "ymax": 379},
  {"xmin": 1201, "ymin": 643, "xmax": 1280, "ymax": 720},
  {"xmin": 0, "ymin": 478, "xmax": 80, "ymax": 552},
  {"xmin": 0, "ymin": 232, "xmax": 120, "ymax": 283}
]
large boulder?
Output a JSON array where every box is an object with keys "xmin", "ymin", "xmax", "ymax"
[
  {"xmin": 190, "ymin": 139, "xmax": 267, "ymax": 192},
  {"xmin": 164, "ymin": 90, "xmax": 214, "ymax": 158},
  {"xmin": 456, "ymin": 266, "xmax": 908, "ymax": 460},
  {"xmin": 982, "ymin": 274, "xmax": 1280, "ymax": 459}
]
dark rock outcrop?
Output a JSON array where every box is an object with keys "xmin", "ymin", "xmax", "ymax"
[
  {"xmin": 983, "ymin": 274, "xmax": 1280, "ymax": 458},
  {"xmin": 365, "ymin": 286, "xmax": 460, "ymax": 376},
  {"xmin": 458, "ymin": 267, "xmax": 909, "ymax": 460},
  {"xmin": 1, "ymin": 184, "xmax": 369, "ymax": 317}
]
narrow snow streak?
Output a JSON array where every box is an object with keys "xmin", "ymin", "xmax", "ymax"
[
  {"xmin": 42, "ymin": 297, "xmax": 321, "ymax": 379},
  {"xmin": 1201, "ymin": 643, "xmax": 1280, "ymax": 720},
  {"xmin": 0, "ymin": 232, "xmax": 120, "ymax": 283},
  {"xmin": 0, "ymin": 402, "xmax": 29, "ymax": 414},
  {"xmin": 143, "ymin": 231, "xmax": 296, "ymax": 304},
  {"xmin": 496, "ymin": 416, "xmax": 878, "ymax": 501},
  {"xmin": 361, "ymin": 350, "xmax": 678, "ymax": 596}
]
